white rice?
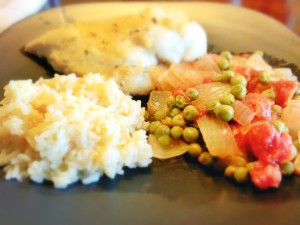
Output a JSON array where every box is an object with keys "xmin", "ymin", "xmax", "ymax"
[{"xmin": 0, "ymin": 73, "xmax": 152, "ymax": 188}]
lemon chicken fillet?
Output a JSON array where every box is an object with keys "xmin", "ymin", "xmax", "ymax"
[{"xmin": 24, "ymin": 8, "xmax": 207, "ymax": 95}]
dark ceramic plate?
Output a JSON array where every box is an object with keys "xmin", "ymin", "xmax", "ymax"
[{"xmin": 1, "ymin": 2, "xmax": 300, "ymax": 225}]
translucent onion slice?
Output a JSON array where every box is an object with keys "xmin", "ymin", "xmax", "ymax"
[
  {"xmin": 150, "ymin": 65, "xmax": 168, "ymax": 91},
  {"xmin": 156, "ymin": 70, "xmax": 174, "ymax": 91},
  {"xmin": 281, "ymin": 100, "xmax": 300, "ymax": 139},
  {"xmin": 150, "ymin": 66, "xmax": 174, "ymax": 91},
  {"xmin": 271, "ymin": 68, "xmax": 297, "ymax": 81},
  {"xmin": 246, "ymin": 54, "xmax": 272, "ymax": 72},
  {"xmin": 285, "ymin": 99, "xmax": 300, "ymax": 108},
  {"xmin": 230, "ymin": 55, "xmax": 247, "ymax": 68},
  {"xmin": 192, "ymin": 82, "xmax": 231, "ymax": 108},
  {"xmin": 148, "ymin": 134, "xmax": 189, "ymax": 159},
  {"xmin": 169, "ymin": 63, "xmax": 211, "ymax": 88},
  {"xmin": 196, "ymin": 116, "xmax": 243, "ymax": 158},
  {"xmin": 182, "ymin": 70, "xmax": 216, "ymax": 86},
  {"xmin": 193, "ymin": 54, "xmax": 221, "ymax": 73},
  {"xmin": 147, "ymin": 90, "xmax": 172, "ymax": 116},
  {"xmin": 232, "ymin": 100, "xmax": 256, "ymax": 126},
  {"xmin": 166, "ymin": 64, "xmax": 191, "ymax": 89}
]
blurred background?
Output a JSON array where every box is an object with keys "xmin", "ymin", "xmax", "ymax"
[
  {"xmin": 0, "ymin": 0, "xmax": 299, "ymax": 35},
  {"xmin": 60, "ymin": 0, "xmax": 300, "ymax": 36}
]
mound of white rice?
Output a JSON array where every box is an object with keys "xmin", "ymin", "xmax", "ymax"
[{"xmin": 0, "ymin": 73, "xmax": 152, "ymax": 188}]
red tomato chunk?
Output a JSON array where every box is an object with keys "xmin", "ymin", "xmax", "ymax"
[
  {"xmin": 250, "ymin": 161, "xmax": 282, "ymax": 189},
  {"xmin": 272, "ymin": 79, "xmax": 298, "ymax": 107},
  {"xmin": 245, "ymin": 121, "xmax": 294, "ymax": 164},
  {"xmin": 243, "ymin": 93, "xmax": 275, "ymax": 120}
]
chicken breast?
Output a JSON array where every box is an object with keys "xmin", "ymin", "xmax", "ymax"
[{"xmin": 24, "ymin": 8, "xmax": 207, "ymax": 95}]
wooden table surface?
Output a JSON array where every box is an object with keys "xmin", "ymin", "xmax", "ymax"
[{"xmin": 59, "ymin": 0, "xmax": 300, "ymax": 36}]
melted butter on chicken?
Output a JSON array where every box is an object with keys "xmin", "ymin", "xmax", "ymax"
[{"xmin": 25, "ymin": 8, "xmax": 207, "ymax": 95}]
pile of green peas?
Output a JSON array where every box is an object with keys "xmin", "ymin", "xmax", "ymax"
[
  {"xmin": 211, "ymin": 50, "xmax": 295, "ymax": 184},
  {"xmin": 148, "ymin": 87, "xmax": 215, "ymax": 166},
  {"xmin": 206, "ymin": 51, "xmax": 249, "ymax": 122},
  {"xmin": 147, "ymin": 50, "xmax": 294, "ymax": 184},
  {"xmin": 149, "ymin": 87, "xmax": 200, "ymax": 145},
  {"xmin": 208, "ymin": 50, "xmax": 278, "ymax": 122}
]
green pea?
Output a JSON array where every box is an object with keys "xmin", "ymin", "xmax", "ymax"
[
  {"xmin": 230, "ymin": 84, "xmax": 247, "ymax": 98},
  {"xmin": 198, "ymin": 152, "xmax": 214, "ymax": 167},
  {"xmin": 188, "ymin": 143, "xmax": 203, "ymax": 158},
  {"xmin": 258, "ymin": 71, "xmax": 271, "ymax": 85},
  {"xmin": 183, "ymin": 127, "xmax": 199, "ymax": 143},
  {"xmin": 167, "ymin": 95, "xmax": 176, "ymax": 109},
  {"xmin": 220, "ymin": 50, "xmax": 232, "ymax": 60},
  {"xmin": 157, "ymin": 135, "xmax": 172, "ymax": 147},
  {"xmin": 228, "ymin": 156, "xmax": 247, "ymax": 167},
  {"xmin": 206, "ymin": 100, "xmax": 221, "ymax": 113},
  {"xmin": 171, "ymin": 114, "xmax": 186, "ymax": 127},
  {"xmin": 183, "ymin": 105, "xmax": 199, "ymax": 121},
  {"xmin": 175, "ymin": 95, "xmax": 187, "ymax": 108},
  {"xmin": 222, "ymin": 70, "xmax": 235, "ymax": 82},
  {"xmin": 224, "ymin": 165, "xmax": 236, "ymax": 178},
  {"xmin": 214, "ymin": 105, "xmax": 234, "ymax": 121},
  {"xmin": 272, "ymin": 104, "xmax": 283, "ymax": 117},
  {"xmin": 262, "ymin": 88, "xmax": 277, "ymax": 100},
  {"xmin": 171, "ymin": 107, "xmax": 181, "ymax": 118},
  {"xmin": 230, "ymin": 75, "xmax": 247, "ymax": 86},
  {"xmin": 149, "ymin": 121, "xmax": 162, "ymax": 134},
  {"xmin": 154, "ymin": 110, "xmax": 168, "ymax": 120},
  {"xmin": 155, "ymin": 125, "xmax": 170, "ymax": 139},
  {"xmin": 170, "ymin": 126, "xmax": 183, "ymax": 139},
  {"xmin": 280, "ymin": 161, "xmax": 294, "ymax": 175},
  {"xmin": 271, "ymin": 120, "xmax": 288, "ymax": 133},
  {"xmin": 233, "ymin": 167, "xmax": 248, "ymax": 183},
  {"xmin": 217, "ymin": 58, "xmax": 230, "ymax": 70},
  {"xmin": 186, "ymin": 88, "xmax": 199, "ymax": 101},
  {"xmin": 219, "ymin": 93, "xmax": 235, "ymax": 105}
]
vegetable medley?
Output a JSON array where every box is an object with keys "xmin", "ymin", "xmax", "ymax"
[{"xmin": 146, "ymin": 50, "xmax": 300, "ymax": 189}]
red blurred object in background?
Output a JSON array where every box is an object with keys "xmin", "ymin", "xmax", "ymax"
[
  {"xmin": 242, "ymin": 0, "xmax": 300, "ymax": 35},
  {"xmin": 242, "ymin": 0, "xmax": 289, "ymax": 23}
]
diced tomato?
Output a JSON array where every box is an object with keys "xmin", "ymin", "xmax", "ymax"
[
  {"xmin": 241, "ymin": 53, "xmax": 251, "ymax": 59},
  {"xmin": 250, "ymin": 161, "xmax": 282, "ymax": 189},
  {"xmin": 173, "ymin": 88, "xmax": 185, "ymax": 96},
  {"xmin": 196, "ymin": 105, "xmax": 208, "ymax": 118},
  {"xmin": 243, "ymin": 93, "xmax": 275, "ymax": 120},
  {"xmin": 246, "ymin": 74, "xmax": 259, "ymax": 93},
  {"xmin": 193, "ymin": 54, "xmax": 221, "ymax": 73},
  {"xmin": 245, "ymin": 121, "xmax": 294, "ymax": 164},
  {"xmin": 247, "ymin": 70, "xmax": 261, "ymax": 92},
  {"xmin": 272, "ymin": 79, "xmax": 298, "ymax": 107},
  {"xmin": 234, "ymin": 66, "xmax": 251, "ymax": 81},
  {"xmin": 202, "ymin": 76, "xmax": 213, "ymax": 83},
  {"xmin": 246, "ymin": 69, "xmax": 271, "ymax": 93},
  {"xmin": 231, "ymin": 124, "xmax": 252, "ymax": 157}
]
